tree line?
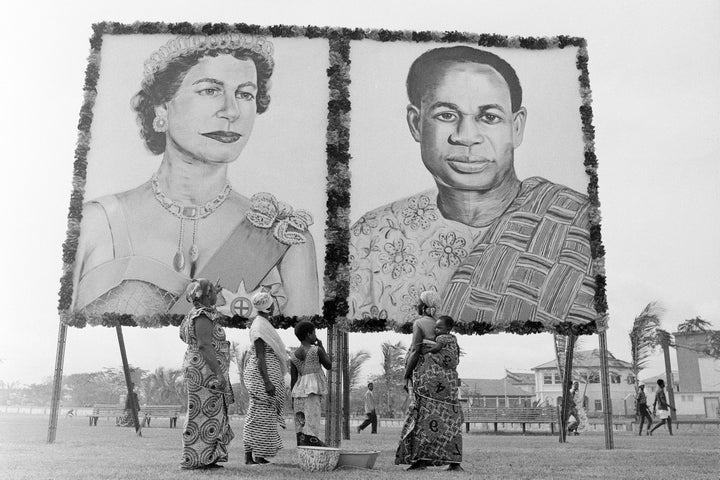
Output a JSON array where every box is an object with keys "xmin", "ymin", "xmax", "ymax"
[{"xmin": 1, "ymin": 340, "xmax": 412, "ymax": 418}]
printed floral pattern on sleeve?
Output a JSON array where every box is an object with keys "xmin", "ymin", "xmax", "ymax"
[{"xmin": 349, "ymin": 189, "xmax": 486, "ymax": 323}]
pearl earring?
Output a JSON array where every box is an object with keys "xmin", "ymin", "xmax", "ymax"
[{"xmin": 152, "ymin": 116, "xmax": 168, "ymax": 133}]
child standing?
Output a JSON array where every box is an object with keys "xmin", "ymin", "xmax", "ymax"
[{"xmin": 290, "ymin": 321, "xmax": 332, "ymax": 446}]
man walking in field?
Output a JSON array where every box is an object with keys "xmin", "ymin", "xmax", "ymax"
[{"xmin": 357, "ymin": 382, "xmax": 377, "ymax": 434}]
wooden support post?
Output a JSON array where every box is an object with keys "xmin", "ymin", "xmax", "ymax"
[
  {"xmin": 661, "ymin": 336, "xmax": 677, "ymax": 421},
  {"xmin": 47, "ymin": 322, "xmax": 68, "ymax": 444},
  {"xmin": 115, "ymin": 326, "xmax": 142, "ymax": 436},
  {"xmin": 559, "ymin": 333, "xmax": 576, "ymax": 443},
  {"xmin": 325, "ymin": 325, "xmax": 342, "ymax": 447},
  {"xmin": 598, "ymin": 330, "xmax": 614, "ymax": 449},
  {"xmin": 342, "ymin": 330, "xmax": 350, "ymax": 440}
]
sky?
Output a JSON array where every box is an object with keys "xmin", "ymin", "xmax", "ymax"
[{"xmin": 0, "ymin": 0, "xmax": 718, "ymax": 389}]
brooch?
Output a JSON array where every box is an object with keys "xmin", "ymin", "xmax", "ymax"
[{"xmin": 246, "ymin": 193, "xmax": 314, "ymax": 245}]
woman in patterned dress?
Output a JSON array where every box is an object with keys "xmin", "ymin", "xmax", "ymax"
[
  {"xmin": 290, "ymin": 321, "xmax": 331, "ymax": 446},
  {"xmin": 242, "ymin": 291, "xmax": 288, "ymax": 464},
  {"xmin": 179, "ymin": 278, "xmax": 234, "ymax": 470},
  {"xmin": 396, "ymin": 309, "xmax": 463, "ymax": 471}
]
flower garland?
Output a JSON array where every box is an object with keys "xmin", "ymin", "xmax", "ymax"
[{"xmin": 57, "ymin": 22, "xmax": 606, "ymax": 336}]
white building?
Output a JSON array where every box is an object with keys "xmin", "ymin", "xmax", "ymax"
[
  {"xmin": 532, "ymin": 349, "xmax": 637, "ymax": 416},
  {"xmin": 669, "ymin": 330, "xmax": 720, "ymax": 418}
]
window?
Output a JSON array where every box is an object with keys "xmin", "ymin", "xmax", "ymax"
[
  {"xmin": 543, "ymin": 373, "xmax": 553, "ymax": 384},
  {"xmin": 594, "ymin": 400, "xmax": 602, "ymax": 411},
  {"xmin": 611, "ymin": 373, "xmax": 621, "ymax": 384},
  {"xmin": 554, "ymin": 372, "xmax": 561, "ymax": 384},
  {"xmin": 626, "ymin": 374, "xmax": 636, "ymax": 385},
  {"xmin": 588, "ymin": 371, "xmax": 600, "ymax": 383}
]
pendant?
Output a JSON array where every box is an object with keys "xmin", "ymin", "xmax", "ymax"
[
  {"xmin": 173, "ymin": 250, "xmax": 185, "ymax": 272},
  {"xmin": 189, "ymin": 244, "xmax": 199, "ymax": 263}
]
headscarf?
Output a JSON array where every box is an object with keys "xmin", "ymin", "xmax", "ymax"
[
  {"xmin": 419, "ymin": 290, "xmax": 440, "ymax": 309},
  {"xmin": 251, "ymin": 291, "xmax": 274, "ymax": 313},
  {"xmin": 184, "ymin": 278, "xmax": 217, "ymax": 308},
  {"xmin": 249, "ymin": 292, "xmax": 288, "ymax": 376}
]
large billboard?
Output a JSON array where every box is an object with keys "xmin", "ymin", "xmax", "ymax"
[{"xmin": 59, "ymin": 24, "xmax": 605, "ymax": 335}]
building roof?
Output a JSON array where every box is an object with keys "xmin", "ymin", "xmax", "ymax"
[
  {"xmin": 505, "ymin": 371, "xmax": 535, "ymax": 385},
  {"xmin": 533, "ymin": 349, "xmax": 633, "ymax": 370},
  {"xmin": 461, "ymin": 378, "xmax": 534, "ymax": 397},
  {"xmin": 640, "ymin": 371, "xmax": 679, "ymax": 386}
]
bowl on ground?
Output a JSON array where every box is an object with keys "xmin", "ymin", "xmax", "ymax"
[
  {"xmin": 297, "ymin": 446, "xmax": 341, "ymax": 472},
  {"xmin": 337, "ymin": 450, "xmax": 380, "ymax": 469}
]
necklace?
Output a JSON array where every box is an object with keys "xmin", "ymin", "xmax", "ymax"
[{"xmin": 151, "ymin": 173, "xmax": 232, "ymax": 275}]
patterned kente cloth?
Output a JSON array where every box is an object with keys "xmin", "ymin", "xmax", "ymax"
[
  {"xmin": 349, "ymin": 177, "xmax": 596, "ymax": 327},
  {"xmin": 243, "ymin": 343, "xmax": 286, "ymax": 457},
  {"xmin": 396, "ymin": 335, "xmax": 463, "ymax": 466},
  {"xmin": 179, "ymin": 307, "xmax": 235, "ymax": 469}
]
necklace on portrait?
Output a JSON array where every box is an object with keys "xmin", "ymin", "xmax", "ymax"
[{"xmin": 150, "ymin": 173, "xmax": 232, "ymax": 276}]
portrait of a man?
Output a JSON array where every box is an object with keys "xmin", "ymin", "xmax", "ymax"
[{"xmin": 349, "ymin": 45, "xmax": 597, "ymax": 327}]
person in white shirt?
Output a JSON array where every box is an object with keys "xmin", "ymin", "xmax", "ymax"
[{"xmin": 357, "ymin": 382, "xmax": 377, "ymax": 434}]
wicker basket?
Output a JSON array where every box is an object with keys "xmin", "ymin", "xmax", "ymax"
[{"xmin": 297, "ymin": 446, "xmax": 341, "ymax": 472}]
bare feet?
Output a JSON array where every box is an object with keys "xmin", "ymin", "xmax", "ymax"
[{"xmin": 407, "ymin": 461, "xmax": 427, "ymax": 470}]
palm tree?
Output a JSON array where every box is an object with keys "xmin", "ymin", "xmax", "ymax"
[
  {"xmin": 677, "ymin": 316, "xmax": 712, "ymax": 333},
  {"xmin": 675, "ymin": 317, "xmax": 720, "ymax": 359},
  {"xmin": 348, "ymin": 350, "xmax": 371, "ymax": 390},
  {"xmin": 145, "ymin": 367, "xmax": 183, "ymax": 404},
  {"xmin": 378, "ymin": 341, "xmax": 407, "ymax": 416},
  {"xmin": 629, "ymin": 302, "xmax": 663, "ymax": 392}
]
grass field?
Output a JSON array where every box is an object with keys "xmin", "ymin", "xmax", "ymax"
[{"xmin": 0, "ymin": 414, "xmax": 718, "ymax": 479}]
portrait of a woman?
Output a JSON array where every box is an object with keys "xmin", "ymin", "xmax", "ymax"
[{"xmin": 71, "ymin": 33, "xmax": 320, "ymax": 320}]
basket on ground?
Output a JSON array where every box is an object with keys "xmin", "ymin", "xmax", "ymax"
[
  {"xmin": 337, "ymin": 450, "xmax": 380, "ymax": 469},
  {"xmin": 297, "ymin": 446, "xmax": 341, "ymax": 472}
]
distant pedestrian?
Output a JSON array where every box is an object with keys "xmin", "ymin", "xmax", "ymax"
[
  {"xmin": 636, "ymin": 383, "xmax": 653, "ymax": 435},
  {"xmin": 357, "ymin": 382, "xmax": 377, "ymax": 434},
  {"xmin": 566, "ymin": 381, "xmax": 588, "ymax": 435},
  {"xmin": 566, "ymin": 382, "xmax": 580, "ymax": 435},
  {"xmin": 650, "ymin": 379, "xmax": 675, "ymax": 435}
]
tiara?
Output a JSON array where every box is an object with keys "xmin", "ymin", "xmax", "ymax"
[{"xmin": 142, "ymin": 33, "xmax": 274, "ymax": 84}]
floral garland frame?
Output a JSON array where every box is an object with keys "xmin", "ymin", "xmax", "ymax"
[{"xmin": 58, "ymin": 22, "xmax": 606, "ymax": 335}]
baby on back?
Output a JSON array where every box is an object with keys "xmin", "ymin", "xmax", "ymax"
[{"xmin": 423, "ymin": 316, "xmax": 459, "ymax": 369}]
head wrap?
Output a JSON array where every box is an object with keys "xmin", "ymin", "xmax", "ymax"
[
  {"xmin": 419, "ymin": 290, "xmax": 440, "ymax": 309},
  {"xmin": 251, "ymin": 291, "xmax": 274, "ymax": 313},
  {"xmin": 248, "ymin": 296, "xmax": 288, "ymax": 376},
  {"xmin": 184, "ymin": 278, "xmax": 216, "ymax": 307}
]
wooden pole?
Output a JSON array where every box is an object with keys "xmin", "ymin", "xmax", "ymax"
[
  {"xmin": 47, "ymin": 322, "xmax": 68, "ymax": 443},
  {"xmin": 559, "ymin": 333, "xmax": 576, "ymax": 443},
  {"xmin": 342, "ymin": 330, "xmax": 350, "ymax": 440},
  {"xmin": 325, "ymin": 324, "xmax": 342, "ymax": 447},
  {"xmin": 115, "ymin": 326, "xmax": 142, "ymax": 436},
  {"xmin": 598, "ymin": 330, "xmax": 614, "ymax": 449},
  {"xmin": 661, "ymin": 335, "xmax": 677, "ymax": 421}
]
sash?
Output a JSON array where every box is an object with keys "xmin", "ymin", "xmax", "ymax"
[{"xmin": 168, "ymin": 217, "xmax": 290, "ymax": 314}]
